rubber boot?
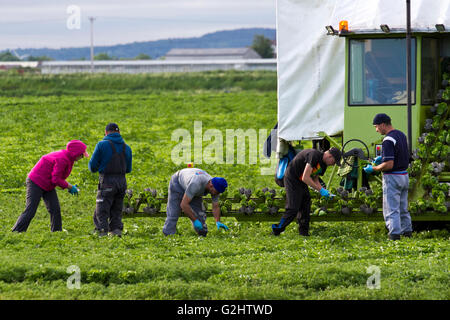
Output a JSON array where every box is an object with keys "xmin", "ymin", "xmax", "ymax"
[
  {"xmin": 298, "ymin": 223, "xmax": 310, "ymax": 236},
  {"xmin": 271, "ymin": 218, "xmax": 287, "ymax": 236},
  {"xmin": 388, "ymin": 233, "xmax": 401, "ymax": 241},
  {"xmin": 402, "ymin": 231, "xmax": 412, "ymax": 238}
]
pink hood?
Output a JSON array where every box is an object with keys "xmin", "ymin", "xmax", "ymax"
[
  {"xmin": 28, "ymin": 140, "xmax": 87, "ymax": 191},
  {"xmin": 66, "ymin": 140, "xmax": 89, "ymax": 161}
]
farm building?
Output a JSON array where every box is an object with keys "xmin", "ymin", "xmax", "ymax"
[
  {"xmin": 164, "ymin": 48, "xmax": 261, "ymax": 60},
  {"xmin": 0, "ymin": 61, "xmax": 40, "ymax": 70},
  {"xmin": 39, "ymin": 59, "xmax": 276, "ymax": 74}
]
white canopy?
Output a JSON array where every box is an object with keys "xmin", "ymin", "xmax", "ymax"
[{"xmin": 276, "ymin": 0, "xmax": 450, "ymax": 142}]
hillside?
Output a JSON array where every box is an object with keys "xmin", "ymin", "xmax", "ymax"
[{"xmin": 10, "ymin": 28, "xmax": 276, "ymax": 61}]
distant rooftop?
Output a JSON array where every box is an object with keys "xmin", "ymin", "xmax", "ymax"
[
  {"xmin": 38, "ymin": 59, "xmax": 277, "ymax": 74},
  {"xmin": 165, "ymin": 47, "xmax": 261, "ymax": 60}
]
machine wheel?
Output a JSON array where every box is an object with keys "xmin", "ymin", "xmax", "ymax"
[{"xmin": 341, "ymin": 139, "xmax": 370, "ymax": 168}]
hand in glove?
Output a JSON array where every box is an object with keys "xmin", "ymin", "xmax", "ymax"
[
  {"xmin": 216, "ymin": 221, "xmax": 229, "ymax": 231},
  {"xmin": 68, "ymin": 184, "xmax": 79, "ymax": 195},
  {"xmin": 319, "ymin": 187, "xmax": 332, "ymax": 199},
  {"xmin": 193, "ymin": 219, "xmax": 204, "ymax": 231},
  {"xmin": 373, "ymin": 156, "xmax": 382, "ymax": 165},
  {"xmin": 363, "ymin": 164, "xmax": 374, "ymax": 174}
]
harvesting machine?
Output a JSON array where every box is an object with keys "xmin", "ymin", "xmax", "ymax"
[
  {"xmin": 273, "ymin": 0, "xmax": 450, "ymax": 228},
  {"xmin": 123, "ymin": 1, "xmax": 449, "ymax": 229}
]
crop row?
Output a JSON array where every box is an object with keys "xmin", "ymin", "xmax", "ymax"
[
  {"xmin": 121, "ymin": 182, "xmax": 449, "ymax": 218},
  {"xmin": 121, "ymin": 74, "xmax": 450, "ymax": 218}
]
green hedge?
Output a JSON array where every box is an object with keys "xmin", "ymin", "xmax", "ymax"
[{"xmin": 0, "ymin": 70, "xmax": 277, "ymax": 96}]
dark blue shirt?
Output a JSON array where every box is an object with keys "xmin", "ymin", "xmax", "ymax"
[
  {"xmin": 89, "ymin": 133, "xmax": 132, "ymax": 174},
  {"xmin": 381, "ymin": 129, "xmax": 409, "ymax": 173}
]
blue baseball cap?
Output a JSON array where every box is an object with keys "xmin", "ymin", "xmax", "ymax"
[
  {"xmin": 105, "ymin": 122, "xmax": 120, "ymax": 132},
  {"xmin": 211, "ymin": 177, "xmax": 228, "ymax": 193},
  {"xmin": 372, "ymin": 113, "xmax": 391, "ymax": 125}
]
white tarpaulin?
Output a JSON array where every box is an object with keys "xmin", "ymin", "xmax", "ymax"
[{"xmin": 276, "ymin": 0, "xmax": 450, "ymax": 142}]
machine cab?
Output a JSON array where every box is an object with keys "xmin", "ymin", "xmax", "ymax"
[{"xmin": 341, "ymin": 29, "xmax": 450, "ymax": 157}]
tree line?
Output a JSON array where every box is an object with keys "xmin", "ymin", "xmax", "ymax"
[{"xmin": 0, "ymin": 34, "xmax": 274, "ymax": 61}]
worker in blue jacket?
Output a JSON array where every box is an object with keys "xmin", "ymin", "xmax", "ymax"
[{"xmin": 89, "ymin": 123, "xmax": 132, "ymax": 236}]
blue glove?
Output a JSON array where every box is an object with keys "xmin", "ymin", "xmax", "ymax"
[
  {"xmin": 363, "ymin": 164, "xmax": 374, "ymax": 174},
  {"xmin": 373, "ymin": 156, "xmax": 382, "ymax": 165},
  {"xmin": 216, "ymin": 221, "xmax": 229, "ymax": 231},
  {"xmin": 68, "ymin": 184, "xmax": 79, "ymax": 195},
  {"xmin": 319, "ymin": 187, "xmax": 331, "ymax": 199},
  {"xmin": 193, "ymin": 219, "xmax": 204, "ymax": 231}
]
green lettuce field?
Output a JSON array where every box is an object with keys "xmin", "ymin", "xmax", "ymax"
[{"xmin": 0, "ymin": 71, "xmax": 448, "ymax": 299}]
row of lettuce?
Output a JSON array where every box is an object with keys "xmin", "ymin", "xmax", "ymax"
[{"xmin": 121, "ymin": 77, "xmax": 450, "ymax": 217}]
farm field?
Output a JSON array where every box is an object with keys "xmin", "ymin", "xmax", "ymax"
[{"xmin": 0, "ymin": 71, "xmax": 448, "ymax": 300}]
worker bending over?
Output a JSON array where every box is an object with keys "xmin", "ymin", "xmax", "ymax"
[
  {"xmin": 272, "ymin": 147, "xmax": 342, "ymax": 236},
  {"xmin": 163, "ymin": 168, "xmax": 228, "ymax": 236}
]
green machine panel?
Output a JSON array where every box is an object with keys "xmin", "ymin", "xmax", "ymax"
[{"xmin": 343, "ymin": 35, "xmax": 427, "ymax": 156}]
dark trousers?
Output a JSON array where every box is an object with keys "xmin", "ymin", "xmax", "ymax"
[
  {"xmin": 12, "ymin": 177, "xmax": 62, "ymax": 232},
  {"xmin": 273, "ymin": 174, "xmax": 311, "ymax": 234},
  {"xmin": 93, "ymin": 175, "xmax": 126, "ymax": 232}
]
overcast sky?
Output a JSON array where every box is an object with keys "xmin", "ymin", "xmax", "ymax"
[{"xmin": 0, "ymin": 0, "xmax": 276, "ymax": 50}]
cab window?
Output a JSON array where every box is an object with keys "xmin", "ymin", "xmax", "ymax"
[
  {"xmin": 421, "ymin": 37, "xmax": 439, "ymax": 105},
  {"xmin": 349, "ymin": 38, "xmax": 416, "ymax": 106}
]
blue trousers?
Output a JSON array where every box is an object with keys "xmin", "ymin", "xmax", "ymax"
[
  {"xmin": 162, "ymin": 172, "xmax": 208, "ymax": 236},
  {"xmin": 382, "ymin": 174, "xmax": 412, "ymax": 236}
]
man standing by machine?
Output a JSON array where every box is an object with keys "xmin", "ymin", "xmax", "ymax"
[
  {"xmin": 271, "ymin": 147, "xmax": 342, "ymax": 236},
  {"xmin": 89, "ymin": 123, "xmax": 132, "ymax": 237},
  {"xmin": 162, "ymin": 168, "xmax": 228, "ymax": 236},
  {"xmin": 364, "ymin": 113, "xmax": 412, "ymax": 240}
]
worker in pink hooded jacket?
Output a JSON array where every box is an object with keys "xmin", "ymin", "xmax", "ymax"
[{"xmin": 12, "ymin": 140, "xmax": 89, "ymax": 232}]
